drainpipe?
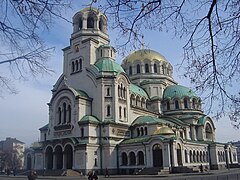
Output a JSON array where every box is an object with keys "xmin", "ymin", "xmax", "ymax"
[
  {"xmin": 99, "ymin": 123, "xmax": 103, "ymax": 174},
  {"xmin": 208, "ymin": 145, "xmax": 212, "ymax": 169},
  {"xmin": 169, "ymin": 139, "xmax": 173, "ymax": 172},
  {"xmin": 116, "ymin": 144, "xmax": 119, "ymax": 174},
  {"xmin": 142, "ymin": 142, "xmax": 147, "ymax": 167}
]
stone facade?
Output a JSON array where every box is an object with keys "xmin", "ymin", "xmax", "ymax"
[{"xmin": 25, "ymin": 7, "xmax": 238, "ymax": 174}]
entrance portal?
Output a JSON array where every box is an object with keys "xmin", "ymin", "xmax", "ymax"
[
  {"xmin": 26, "ymin": 154, "xmax": 32, "ymax": 170},
  {"xmin": 152, "ymin": 144, "xmax": 163, "ymax": 167},
  {"xmin": 65, "ymin": 145, "xmax": 73, "ymax": 169},
  {"xmin": 177, "ymin": 144, "xmax": 182, "ymax": 166},
  {"xmin": 46, "ymin": 146, "xmax": 53, "ymax": 170}
]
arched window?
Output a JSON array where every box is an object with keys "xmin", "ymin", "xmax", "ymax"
[
  {"xmin": 118, "ymin": 85, "xmax": 120, "ymax": 97},
  {"xmin": 200, "ymin": 151, "xmax": 203, "ymax": 162},
  {"xmin": 196, "ymin": 151, "xmax": 199, "ymax": 162},
  {"xmin": 144, "ymin": 127, "xmax": 148, "ymax": 135},
  {"xmin": 185, "ymin": 150, "xmax": 188, "ymax": 163},
  {"xmin": 119, "ymin": 106, "xmax": 122, "ymax": 118},
  {"xmin": 137, "ymin": 64, "xmax": 141, "ymax": 73},
  {"xmin": 68, "ymin": 105, "xmax": 71, "ymax": 123},
  {"xmin": 162, "ymin": 65, "xmax": 165, "ymax": 74},
  {"xmin": 75, "ymin": 60, "xmax": 79, "ymax": 71},
  {"xmin": 123, "ymin": 87, "xmax": 126, "ymax": 98},
  {"xmin": 81, "ymin": 128, "xmax": 84, "ymax": 137},
  {"xmin": 63, "ymin": 103, "xmax": 67, "ymax": 123},
  {"xmin": 124, "ymin": 108, "xmax": 126, "ymax": 118},
  {"xmin": 129, "ymin": 66, "xmax": 132, "ymax": 75},
  {"xmin": 145, "ymin": 64, "xmax": 149, "ymax": 73},
  {"xmin": 121, "ymin": 152, "xmax": 128, "ymax": 165},
  {"xmin": 203, "ymin": 152, "xmax": 206, "ymax": 162},
  {"xmin": 137, "ymin": 128, "xmax": 140, "ymax": 136},
  {"xmin": 205, "ymin": 123, "xmax": 213, "ymax": 140},
  {"xmin": 141, "ymin": 127, "xmax": 144, "ymax": 136},
  {"xmin": 87, "ymin": 16, "xmax": 94, "ymax": 28},
  {"xmin": 193, "ymin": 151, "xmax": 196, "ymax": 162},
  {"xmin": 94, "ymin": 158, "xmax": 97, "ymax": 166},
  {"xmin": 138, "ymin": 151, "xmax": 144, "ymax": 165},
  {"xmin": 107, "ymin": 105, "xmax": 111, "ymax": 117},
  {"xmin": 120, "ymin": 84, "xmax": 123, "ymax": 97},
  {"xmin": 79, "ymin": 59, "xmax": 82, "ymax": 70},
  {"xmin": 167, "ymin": 101, "xmax": 170, "ymax": 110},
  {"xmin": 99, "ymin": 19, "xmax": 103, "ymax": 31},
  {"xmin": 166, "ymin": 101, "xmax": 170, "ymax": 110},
  {"xmin": 189, "ymin": 150, "xmax": 193, "ymax": 163},
  {"xmin": 79, "ymin": 19, "xmax": 83, "ymax": 30},
  {"xmin": 58, "ymin": 107, "xmax": 61, "ymax": 124},
  {"xmin": 192, "ymin": 98, "xmax": 196, "ymax": 109},
  {"xmin": 129, "ymin": 152, "xmax": 136, "ymax": 165},
  {"xmin": 175, "ymin": 100, "xmax": 179, "ymax": 109},
  {"xmin": 154, "ymin": 64, "xmax": 157, "ymax": 73},
  {"xmin": 72, "ymin": 62, "xmax": 75, "ymax": 72},
  {"xmin": 107, "ymin": 88, "xmax": 110, "ymax": 96},
  {"xmin": 184, "ymin": 98, "xmax": 188, "ymax": 108}
]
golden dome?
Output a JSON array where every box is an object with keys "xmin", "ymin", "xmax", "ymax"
[
  {"xmin": 122, "ymin": 49, "xmax": 168, "ymax": 64},
  {"xmin": 154, "ymin": 126, "xmax": 175, "ymax": 136}
]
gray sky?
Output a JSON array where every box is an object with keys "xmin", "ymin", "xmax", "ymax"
[{"xmin": 0, "ymin": 1, "xmax": 239, "ymax": 146}]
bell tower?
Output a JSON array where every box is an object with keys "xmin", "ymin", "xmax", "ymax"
[{"xmin": 62, "ymin": 7, "xmax": 110, "ymax": 78}]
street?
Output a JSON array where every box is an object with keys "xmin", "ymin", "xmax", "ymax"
[{"xmin": 0, "ymin": 168, "xmax": 239, "ymax": 180}]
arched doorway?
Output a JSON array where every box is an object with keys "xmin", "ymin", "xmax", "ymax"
[
  {"xmin": 64, "ymin": 144, "xmax": 73, "ymax": 169},
  {"xmin": 129, "ymin": 152, "xmax": 136, "ymax": 165},
  {"xmin": 26, "ymin": 154, "xmax": 32, "ymax": 170},
  {"xmin": 177, "ymin": 144, "xmax": 182, "ymax": 166},
  {"xmin": 45, "ymin": 146, "xmax": 53, "ymax": 169},
  {"xmin": 229, "ymin": 149, "xmax": 232, "ymax": 164},
  {"xmin": 152, "ymin": 144, "xmax": 163, "ymax": 167},
  {"xmin": 55, "ymin": 145, "xmax": 63, "ymax": 169}
]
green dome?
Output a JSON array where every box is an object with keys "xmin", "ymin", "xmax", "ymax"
[
  {"xmin": 94, "ymin": 58, "xmax": 125, "ymax": 74},
  {"xmin": 78, "ymin": 115, "xmax": 100, "ymax": 124},
  {"xmin": 132, "ymin": 116, "xmax": 176, "ymax": 127},
  {"xmin": 130, "ymin": 84, "xmax": 149, "ymax": 98},
  {"xmin": 163, "ymin": 85, "xmax": 198, "ymax": 100}
]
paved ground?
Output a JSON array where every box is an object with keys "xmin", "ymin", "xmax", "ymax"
[{"xmin": 0, "ymin": 168, "xmax": 239, "ymax": 180}]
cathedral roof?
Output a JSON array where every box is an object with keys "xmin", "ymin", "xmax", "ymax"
[
  {"xmin": 94, "ymin": 58, "xmax": 125, "ymax": 74},
  {"xmin": 39, "ymin": 124, "xmax": 48, "ymax": 131},
  {"xmin": 153, "ymin": 126, "xmax": 175, "ymax": 136},
  {"xmin": 122, "ymin": 49, "xmax": 168, "ymax": 64},
  {"xmin": 163, "ymin": 84, "xmax": 198, "ymax": 100},
  {"xmin": 132, "ymin": 116, "xmax": 178, "ymax": 127},
  {"xmin": 78, "ymin": 115, "xmax": 100, "ymax": 124},
  {"xmin": 129, "ymin": 84, "xmax": 149, "ymax": 98}
]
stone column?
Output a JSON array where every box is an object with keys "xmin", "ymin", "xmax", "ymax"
[
  {"xmin": 171, "ymin": 142, "xmax": 178, "ymax": 167},
  {"xmin": 53, "ymin": 153, "xmax": 57, "ymax": 170},
  {"xmin": 63, "ymin": 152, "xmax": 66, "ymax": 169},
  {"xmin": 163, "ymin": 143, "xmax": 171, "ymax": 169}
]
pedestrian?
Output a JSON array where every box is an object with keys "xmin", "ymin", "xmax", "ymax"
[
  {"xmin": 105, "ymin": 168, "xmax": 109, "ymax": 177},
  {"xmin": 92, "ymin": 170, "xmax": 98, "ymax": 180},
  {"xmin": 6, "ymin": 168, "xmax": 10, "ymax": 176},
  {"xmin": 43, "ymin": 167, "xmax": 46, "ymax": 176},
  {"xmin": 87, "ymin": 170, "xmax": 93, "ymax": 180},
  {"xmin": 28, "ymin": 170, "xmax": 37, "ymax": 180},
  {"xmin": 13, "ymin": 167, "xmax": 17, "ymax": 176},
  {"xmin": 200, "ymin": 164, "xmax": 203, "ymax": 172}
]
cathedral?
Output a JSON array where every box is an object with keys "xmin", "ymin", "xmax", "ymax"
[{"xmin": 25, "ymin": 7, "xmax": 238, "ymax": 175}]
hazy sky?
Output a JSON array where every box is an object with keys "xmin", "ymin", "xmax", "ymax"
[{"xmin": 0, "ymin": 1, "xmax": 239, "ymax": 146}]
